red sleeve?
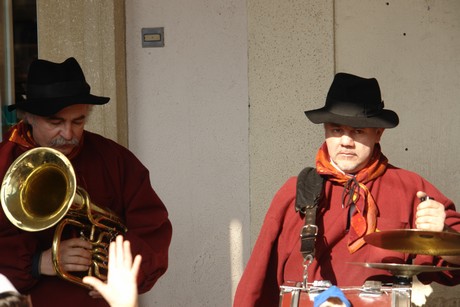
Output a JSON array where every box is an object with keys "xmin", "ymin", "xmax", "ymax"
[
  {"xmin": 122, "ymin": 167, "xmax": 172, "ymax": 293},
  {"xmin": 0, "ymin": 226, "xmax": 41, "ymax": 291}
]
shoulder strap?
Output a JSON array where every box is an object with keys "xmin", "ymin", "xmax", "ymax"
[{"xmin": 295, "ymin": 167, "xmax": 324, "ymax": 260}]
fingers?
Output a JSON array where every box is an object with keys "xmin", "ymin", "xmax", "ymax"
[
  {"xmin": 108, "ymin": 235, "xmax": 123, "ymax": 271},
  {"xmin": 82, "ymin": 278, "xmax": 107, "ymax": 300},
  {"xmin": 416, "ymin": 191, "xmax": 446, "ymax": 232},
  {"xmin": 123, "ymin": 239, "xmax": 133, "ymax": 269},
  {"xmin": 40, "ymin": 237, "xmax": 93, "ymax": 275},
  {"xmin": 64, "ymin": 237, "xmax": 93, "ymax": 249},
  {"xmin": 58, "ymin": 238, "xmax": 92, "ymax": 272},
  {"xmin": 131, "ymin": 254, "xmax": 142, "ymax": 278},
  {"xmin": 59, "ymin": 236, "xmax": 139, "ymax": 274},
  {"xmin": 416, "ymin": 191, "xmax": 427, "ymax": 200},
  {"xmin": 110, "ymin": 235, "xmax": 136, "ymax": 271},
  {"xmin": 82, "ymin": 276, "xmax": 105, "ymax": 290},
  {"xmin": 107, "ymin": 235, "xmax": 142, "ymax": 280},
  {"xmin": 416, "ymin": 216, "xmax": 445, "ymax": 231}
]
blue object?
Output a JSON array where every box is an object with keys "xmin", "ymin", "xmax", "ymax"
[{"xmin": 313, "ymin": 286, "xmax": 351, "ymax": 307}]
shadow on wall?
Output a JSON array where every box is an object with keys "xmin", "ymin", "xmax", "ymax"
[
  {"xmin": 424, "ymin": 282, "xmax": 460, "ymax": 307},
  {"xmin": 425, "ymin": 298, "xmax": 460, "ymax": 307}
]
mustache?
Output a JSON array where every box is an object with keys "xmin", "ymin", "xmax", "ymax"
[{"xmin": 49, "ymin": 137, "xmax": 80, "ymax": 147}]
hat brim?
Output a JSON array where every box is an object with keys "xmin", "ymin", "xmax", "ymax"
[
  {"xmin": 8, "ymin": 94, "xmax": 110, "ymax": 116},
  {"xmin": 305, "ymin": 108, "xmax": 399, "ymax": 128}
]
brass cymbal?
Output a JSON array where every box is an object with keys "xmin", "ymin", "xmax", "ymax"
[
  {"xmin": 349, "ymin": 262, "xmax": 460, "ymax": 278},
  {"xmin": 364, "ymin": 229, "xmax": 460, "ymax": 256}
]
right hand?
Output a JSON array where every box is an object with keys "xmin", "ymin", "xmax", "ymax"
[
  {"xmin": 83, "ymin": 235, "xmax": 141, "ymax": 307},
  {"xmin": 40, "ymin": 237, "xmax": 92, "ymax": 276},
  {"xmin": 415, "ymin": 191, "xmax": 446, "ymax": 232}
]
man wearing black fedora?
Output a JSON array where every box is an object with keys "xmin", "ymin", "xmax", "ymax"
[
  {"xmin": 0, "ymin": 57, "xmax": 172, "ymax": 307},
  {"xmin": 234, "ymin": 73, "xmax": 460, "ymax": 306}
]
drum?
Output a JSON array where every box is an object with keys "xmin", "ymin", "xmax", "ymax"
[{"xmin": 279, "ymin": 281, "xmax": 411, "ymax": 307}]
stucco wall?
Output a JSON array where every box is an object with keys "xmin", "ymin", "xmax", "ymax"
[
  {"xmin": 37, "ymin": 0, "xmax": 128, "ymax": 146},
  {"xmin": 248, "ymin": 0, "xmax": 334, "ymax": 247},
  {"xmin": 125, "ymin": 1, "xmax": 249, "ymax": 306}
]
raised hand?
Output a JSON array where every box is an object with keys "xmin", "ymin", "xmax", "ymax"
[{"xmin": 82, "ymin": 235, "xmax": 141, "ymax": 307}]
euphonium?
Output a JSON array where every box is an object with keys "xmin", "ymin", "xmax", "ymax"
[{"xmin": 0, "ymin": 147, "xmax": 127, "ymax": 289}]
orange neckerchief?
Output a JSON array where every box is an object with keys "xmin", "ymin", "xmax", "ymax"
[
  {"xmin": 315, "ymin": 142, "xmax": 388, "ymax": 253},
  {"xmin": 8, "ymin": 121, "xmax": 83, "ymax": 160},
  {"xmin": 8, "ymin": 121, "xmax": 38, "ymax": 149}
]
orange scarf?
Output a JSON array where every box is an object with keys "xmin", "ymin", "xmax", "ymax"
[
  {"xmin": 8, "ymin": 121, "xmax": 82, "ymax": 159},
  {"xmin": 8, "ymin": 121, "xmax": 38, "ymax": 149},
  {"xmin": 315, "ymin": 142, "xmax": 388, "ymax": 253}
]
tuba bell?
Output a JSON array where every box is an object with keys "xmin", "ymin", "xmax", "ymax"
[{"xmin": 0, "ymin": 147, "xmax": 127, "ymax": 289}]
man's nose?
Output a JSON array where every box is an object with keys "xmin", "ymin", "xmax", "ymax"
[
  {"xmin": 340, "ymin": 134, "xmax": 354, "ymax": 146},
  {"xmin": 60, "ymin": 124, "xmax": 73, "ymax": 139}
]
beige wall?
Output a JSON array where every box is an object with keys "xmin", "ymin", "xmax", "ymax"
[
  {"xmin": 248, "ymin": 0, "xmax": 334, "ymax": 245},
  {"xmin": 36, "ymin": 0, "xmax": 127, "ymax": 146},
  {"xmin": 125, "ymin": 1, "xmax": 249, "ymax": 306}
]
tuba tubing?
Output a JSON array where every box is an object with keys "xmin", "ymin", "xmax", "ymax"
[{"xmin": 1, "ymin": 147, "xmax": 127, "ymax": 289}]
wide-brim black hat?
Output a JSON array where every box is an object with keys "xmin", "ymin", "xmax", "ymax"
[
  {"xmin": 8, "ymin": 57, "xmax": 110, "ymax": 116},
  {"xmin": 305, "ymin": 73, "xmax": 399, "ymax": 128}
]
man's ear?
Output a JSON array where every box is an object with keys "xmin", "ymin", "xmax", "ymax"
[
  {"xmin": 375, "ymin": 128, "xmax": 385, "ymax": 142},
  {"xmin": 22, "ymin": 112, "xmax": 32, "ymax": 125}
]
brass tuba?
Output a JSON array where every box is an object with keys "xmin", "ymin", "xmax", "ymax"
[{"xmin": 0, "ymin": 147, "xmax": 127, "ymax": 289}]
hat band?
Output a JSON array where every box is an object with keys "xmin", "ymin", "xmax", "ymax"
[
  {"xmin": 27, "ymin": 81, "xmax": 90, "ymax": 100},
  {"xmin": 326, "ymin": 98, "xmax": 384, "ymax": 117}
]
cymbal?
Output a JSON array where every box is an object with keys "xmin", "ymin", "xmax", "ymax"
[
  {"xmin": 364, "ymin": 229, "xmax": 460, "ymax": 256},
  {"xmin": 349, "ymin": 262, "xmax": 460, "ymax": 278}
]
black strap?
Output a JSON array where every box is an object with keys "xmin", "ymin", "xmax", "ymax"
[{"xmin": 295, "ymin": 167, "xmax": 324, "ymax": 260}]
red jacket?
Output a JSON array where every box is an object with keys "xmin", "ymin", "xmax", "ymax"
[
  {"xmin": 234, "ymin": 165, "xmax": 460, "ymax": 307},
  {"xmin": 0, "ymin": 129, "xmax": 172, "ymax": 307}
]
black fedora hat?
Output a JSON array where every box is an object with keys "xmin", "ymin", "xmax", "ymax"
[
  {"xmin": 304, "ymin": 73, "xmax": 399, "ymax": 128},
  {"xmin": 8, "ymin": 57, "xmax": 110, "ymax": 116}
]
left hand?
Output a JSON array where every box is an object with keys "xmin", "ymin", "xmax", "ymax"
[{"xmin": 415, "ymin": 191, "xmax": 446, "ymax": 232}]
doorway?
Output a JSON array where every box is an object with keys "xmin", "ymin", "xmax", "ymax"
[{"xmin": 0, "ymin": 0, "xmax": 37, "ymax": 136}]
